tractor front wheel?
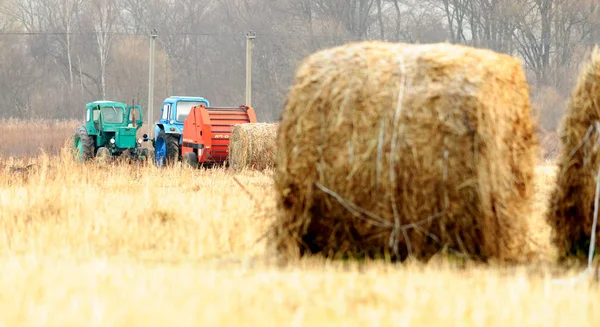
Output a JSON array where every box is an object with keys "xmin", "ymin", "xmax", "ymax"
[
  {"xmin": 155, "ymin": 130, "xmax": 179, "ymax": 167},
  {"xmin": 182, "ymin": 152, "xmax": 198, "ymax": 168},
  {"xmin": 140, "ymin": 148, "xmax": 150, "ymax": 161},
  {"xmin": 96, "ymin": 147, "xmax": 111, "ymax": 164},
  {"xmin": 139, "ymin": 148, "xmax": 150, "ymax": 162},
  {"xmin": 73, "ymin": 126, "xmax": 94, "ymax": 162}
]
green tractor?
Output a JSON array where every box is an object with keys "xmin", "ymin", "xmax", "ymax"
[{"xmin": 72, "ymin": 100, "xmax": 150, "ymax": 163}]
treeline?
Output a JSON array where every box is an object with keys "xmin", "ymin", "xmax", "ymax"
[{"xmin": 0, "ymin": 0, "xmax": 598, "ymax": 131}]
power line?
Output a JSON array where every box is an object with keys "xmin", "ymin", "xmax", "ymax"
[
  {"xmin": 0, "ymin": 31, "xmax": 238, "ymax": 37},
  {"xmin": 2, "ymin": 30, "xmax": 600, "ymax": 46},
  {"xmin": 0, "ymin": 30, "xmax": 352, "ymax": 40}
]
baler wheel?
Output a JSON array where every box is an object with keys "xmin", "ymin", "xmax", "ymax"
[
  {"xmin": 73, "ymin": 125, "xmax": 94, "ymax": 162},
  {"xmin": 182, "ymin": 152, "xmax": 199, "ymax": 168}
]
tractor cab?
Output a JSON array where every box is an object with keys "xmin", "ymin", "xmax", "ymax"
[
  {"xmin": 89, "ymin": 102, "xmax": 128, "ymax": 132},
  {"xmin": 73, "ymin": 100, "xmax": 148, "ymax": 162},
  {"xmin": 152, "ymin": 96, "xmax": 210, "ymax": 166},
  {"xmin": 153, "ymin": 96, "xmax": 210, "ymax": 137},
  {"xmin": 86, "ymin": 101, "xmax": 143, "ymax": 143}
]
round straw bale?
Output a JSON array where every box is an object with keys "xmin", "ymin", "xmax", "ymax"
[
  {"xmin": 270, "ymin": 41, "xmax": 539, "ymax": 263},
  {"xmin": 229, "ymin": 123, "xmax": 278, "ymax": 170},
  {"xmin": 546, "ymin": 46, "xmax": 600, "ymax": 260}
]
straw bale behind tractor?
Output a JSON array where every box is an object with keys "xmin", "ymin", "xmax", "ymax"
[
  {"xmin": 229, "ymin": 123, "xmax": 278, "ymax": 170},
  {"xmin": 546, "ymin": 47, "xmax": 600, "ymax": 259},
  {"xmin": 270, "ymin": 41, "xmax": 539, "ymax": 263}
]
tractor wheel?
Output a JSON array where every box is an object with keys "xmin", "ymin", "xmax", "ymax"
[
  {"xmin": 139, "ymin": 148, "xmax": 150, "ymax": 162},
  {"xmin": 73, "ymin": 125, "xmax": 94, "ymax": 162},
  {"xmin": 154, "ymin": 130, "xmax": 179, "ymax": 167},
  {"xmin": 182, "ymin": 152, "xmax": 198, "ymax": 168},
  {"xmin": 96, "ymin": 147, "xmax": 111, "ymax": 164}
]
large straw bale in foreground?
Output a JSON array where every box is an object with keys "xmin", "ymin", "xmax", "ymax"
[
  {"xmin": 270, "ymin": 41, "xmax": 539, "ymax": 263},
  {"xmin": 546, "ymin": 47, "xmax": 600, "ymax": 259},
  {"xmin": 229, "ymin": 123, "xmax": 278, "ymax": 170}
]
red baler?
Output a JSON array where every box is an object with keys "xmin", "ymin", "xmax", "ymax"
[{"xmin": 181, "ymin": 104, "xmax": 257, "ymax": 167}]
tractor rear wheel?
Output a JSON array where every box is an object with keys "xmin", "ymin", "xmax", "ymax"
[
  {"xmin": 182, "ymin": 152, "xmax": 198, "ymax": 168},
  {"xmin": 73, "ymin": 126, "xmax": 94, "ymax": 162},
  {"xmin": 155, "ymin": 130, "xmax": 179, "ymax": 167}
]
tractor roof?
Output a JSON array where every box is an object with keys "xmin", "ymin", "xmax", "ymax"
[
  {"xmin": 86, "ymin": 100, "xmax": 127, "ymax": 108},
  {"xmin": 165, "ymin": 96, "xmax": 209, "ymax": 103}
]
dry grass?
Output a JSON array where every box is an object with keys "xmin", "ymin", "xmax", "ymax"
[
  {"xmin": 0, "ymin": 118, "xmax": 81, "ymax": 158},
  {"xmin": 0, "ymin": 151, "xmax": 273, "ymax": 260},
  {"xmin": 0, "ymin": 144, "xmax": 599, "ymax": 325}
]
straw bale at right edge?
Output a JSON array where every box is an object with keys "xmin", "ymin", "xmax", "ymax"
[
  {"xmin": 271, "ymin": 41, "xmax": 539, "ymax": 263},
  {"xmin": 546, "ymin": 47, "xmax": 600, "ymax": 259}
]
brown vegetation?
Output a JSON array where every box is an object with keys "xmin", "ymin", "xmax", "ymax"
[{"xmin": 0, "ymin": 118, "xmax": 80, "ymax": 158}]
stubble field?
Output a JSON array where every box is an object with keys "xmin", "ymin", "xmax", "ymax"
[{"xmin": 0, "ymin": 121, "xmax": 599, "ymax": 326}]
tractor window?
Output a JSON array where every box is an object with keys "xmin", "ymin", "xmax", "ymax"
[
  {"xmin": 93, "ymin": 109, "xmax": 101, "ymax": 121},
  {"xmin": 175, "ymin": 101, "xmax": 205, "ymax": 122},
  {"xmin": 162, "ymin": 104, "xmax": 169, "ymax": 120},
  {"xmin": 86, "ymin": 109, "xmax": 90, "ymax": 122},
  {"xmin": 101, "ymin": 106, "xmax": 124, "ymax": 124},
  {"xmin": 129, "ymin": 107, "xmax": 141, "ymax": 122}
]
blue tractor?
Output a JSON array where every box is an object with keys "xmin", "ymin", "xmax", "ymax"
[{"xmin": 151, "ymin": 96, "xmax": 210, "ymax": 167}]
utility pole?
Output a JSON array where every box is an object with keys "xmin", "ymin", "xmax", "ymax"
[
  {"xmin": 147, "ymin": 28, "xmax": 158, "ymax": 138},
  {"xmin": 245, "ymin": 31, "xmax": 256, "ymax": 107}
]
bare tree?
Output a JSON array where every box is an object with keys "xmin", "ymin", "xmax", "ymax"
[
  {"xmin": 0, "ymin": 0, "xmax": 598, "ymax": 131},
  {"xmin": 86, "ymin": 0, "xmax": 117, "ymax": 99}
]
